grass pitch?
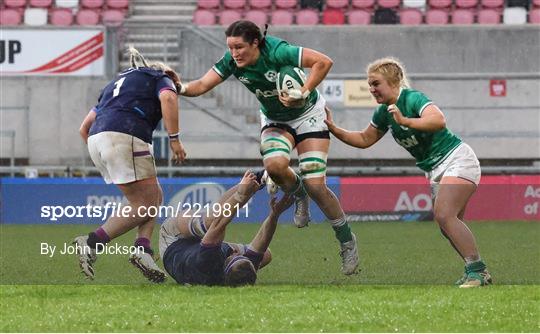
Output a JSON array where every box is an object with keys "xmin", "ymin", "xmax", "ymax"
[{"xmin": 1, "ymin": 221, "xmax": 539, "ymax": 332}]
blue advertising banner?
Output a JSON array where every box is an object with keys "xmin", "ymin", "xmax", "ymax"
[{"xmin": 0, "ymin": 177, "xmax": 340, "ymax": 224}]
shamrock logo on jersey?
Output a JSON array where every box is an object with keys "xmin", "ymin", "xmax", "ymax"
[{"xmin": 264, "ymin": 70, "xmax": 277, "ymax": 82}]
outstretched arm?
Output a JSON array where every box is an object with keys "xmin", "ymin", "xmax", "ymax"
[
  {"xmin": 324, "ymin": 106, "xmax": 385, "ymax": 149},
  {"xmin": 180, "ymin": 69, "xmax": 223, "ymax": 97},
  {"xmin": 201, "ymin": 171, "xmax": 260, "ymax": 245},
  {"xmin": 249, "ymin": 194, "xmax": 294, "ymax": 254}
]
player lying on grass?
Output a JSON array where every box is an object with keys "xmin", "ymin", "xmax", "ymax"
[
  {"xmin": 159, "ymin": 170, "xmax": 294, "ymax": 286},
  {"xmin": 324, "ymin": 57, "xmax": 491, "ymax": 288}
]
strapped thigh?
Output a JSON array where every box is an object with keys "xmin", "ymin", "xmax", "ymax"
[
  {"xmin": 260, "ymin": 131, "xmax": 294, "ymax": 161},
  {"xmin": 298, "ymin": 151, "xmax": 328, "ymax": 179}
]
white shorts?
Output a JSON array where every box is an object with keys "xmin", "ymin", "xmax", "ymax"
[
  {"xmin": 260, "ymin": 94, "xmax": 329, "ymax": 143},
  {"xmin": 88, "ymin": 131, "xmax": 156, "ymax": 184},
  {"xmin": 427, "ymin": 142, "xmax": 481, "ymax": 198}
]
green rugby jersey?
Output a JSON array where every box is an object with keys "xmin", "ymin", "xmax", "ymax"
[
  {"xmin": 370, "ymin": 88, "xmax": 462, "ymax": 172},
  {"xmin": 212, "ymin": 35, "xmax": 318, "ymax": 122}
]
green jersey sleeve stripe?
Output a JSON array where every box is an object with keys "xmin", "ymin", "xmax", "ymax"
[
  {"xmin": 298, "ymin": 47, "xmax": 303, "ymax": 67},
  {"xmin": 299, "ymin": 157, "xmax": 326, "ymax": 164},
  {"xmin": 418, "ymin": 102, "xmax": 433, "ymax": 116},
  {"xmin": 212, "ymin": 66, "xmax": 224, "ymax": 78},
  {"xmin": 263, "ymin": 137, "xmax": 292, "ymax": 151}
]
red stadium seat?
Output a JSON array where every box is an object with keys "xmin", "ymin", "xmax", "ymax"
[
  {"xmin": 244, "ymin": 9, "xmax": 268, "ymax": 26},
  {"xmin": 529, "ymin": 8, "xmax": 540, "ymax": 23},
  {"xmin": 480, "ymin": 0, "xmax": 503, "ymax": 8},
  {"xmin": 106, "ymin": 0, "xmax": 128, "ymax": 9},
  {"xmin": 351, "ymin": 0, "xmax": 375, "ymax": 8},
  {"xmin": 428, "ymin": 0, "xmax": 452, "ymax": 8},
  {"xmin": 326, "ymin": 0, "xmax": 349, "ymax": 9},
  {"xmin": 29, "ymin": 0, "xmax": 52, "ymax": 7},
  {"xmin": 81, "ymin": 0, "xmax": 104, "ymax": 9},
  {"xmin": 219, "ymin": 9, "xmax": 242, "ymax": 25},
  {"xmin": 400, "ymin": 8, "xmax": 423, "ymax": 24},
  {"xmin": 477, "ymin": 8, "xmax": 500, "ymax": 23},
  {"xmin": 378, "ymin": 0, "xmax": 400, "ymax": 8},
  {"xmin": 296, "ymin": 8, "xmax": 319, "ymax": 24},
  {"xmin": 455, "ymin": 0, "xmax": 478, "ymax": 8},
  {"xmin": 347, "ymin": 9, "xmax": 371, "ymax": 24},
  {"xmin": 249, "ymin": 0, "xmax": 272, "ymax": 9},
  {"xmin": 223, "ymin": 0, "xmax": 247, "ymax": 9},
  {"xmin": 101, "ymin": 9, "xmax": 125, "ymax": 26},
  {"xmin": 0, "ymin": 8, "xmax": 23, "ymax": 25},
  {"xmin": 451, "ymin": 8, "xmax": 475, "ymax": 23},
  {"xmin": 503, "ymin": 6, "xmax": 526, "ymax": 23},
  {"xmin": 270, "ymin": 9, "xmax": 294, "ymax": 24},
  {"xmin": 322, "ymin": 8, "xmax": 345, "ymax": 24},
  {"xmin": 50, "ymin": 8, "xmax": 74, "ymax": 25},
  {"xmin": 275, "ymin": 0, "xmax": 297, "ymax": 9},
  {"xmin": 533, "ymin": 0, "xmax": 540, "ymax": 7},
  {"xmin": 76, "ymin": 8, "xmax": 100, "ymax": 25},
  {"xmin": 193, "ymin": 9, "xmax": 217, "ymax": 25},
  {"xmin": 197, "ymin": 0, "xmax": 220, "ymax": 9},
  {"xmin": 425, "ymin": 8, "xmax": 449, "ymax": 23},
  {"xmin": 4, "ymin": 0, "xmax": 27, "ymax": 8}
]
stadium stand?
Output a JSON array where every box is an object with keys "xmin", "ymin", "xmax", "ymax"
[
  {"xmin": 275, "ymin": 0, "xmax": 298, "ymax": 9},
  {"xmin": 223, "ymin": 0, "xmax": 247, "ymax": 9},
  {"xmin": 452, "ymin": 8, "xmax": 476, "ymax": 23},
  {"xmin": 244, "ymin": 9, "xmax": 269, "ymax": 25},
  {"xmin": 29, "ymin": 0, "xmax": 53, "ymax": 8},
  {"xmin": 0, "ymin": 0, "xmax": 129, "ymax": 26},
  {"xmin": 270, "ymin": 9, "xmax": 294, "ymax": 24},
  {"xmin": 296, "ymin": 8, "xmax": 319, "ymax": 24},
  {"xmin": 55, "ymin": 0, "xmax": 79, "ymax": 9},
  {"xmin": 50, "ymin": 7, "xmax": 74, "ymax": 25},
  {"xmin": 219, "ymin": 9, "xmax": 242, "ymax": 25},
  {"xmin": 348, "ymin": 9, "xmax": 372, "ymax": 24},
  {"xmin": 193, "ymin": 9, "xmax": 217, "ymax": 25},
  {"xmin": 250, "ymin": 0, "xmax": 272, "ymax": 8},
  {"xmin": 530, "ymin": 7, "xmax": 540, "ymax": 23},
  {"xmin": 322, "ymin": 8, "xmax": 346, "ymax": 24},
  {"xmin": 24, "ymin": 7, "xmax": 48, "ymax": 25},
  {"xmin": 75, "ymin": 8, "xmax": 100, "ymax": 25},
  {"xmin": 478, "ymin": 7, "xmax": 501, "ymax": 22},
  {"xmin": 373, "ymin": 7, "xmax": 398, "ymax": 23},
  {"xmin": 187, "ymin": 0, "xmax": 540, "ymax": 25},
  {"xmin": 0, "ymin": 8, "xmax": 23, "ymax": 25},
  {"xmin": 400, "ymin": 7, "xmax": 423, "ymax": 24}
]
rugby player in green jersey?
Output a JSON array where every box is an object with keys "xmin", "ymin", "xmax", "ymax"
[
  {"xmin": 325, "ymin": 57, "xmax": 492, "ymax": 287},
  {"xmin": 177, "ymin": 20, "xmax": 358, "ymax": 275}
]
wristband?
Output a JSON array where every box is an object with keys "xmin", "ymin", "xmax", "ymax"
[
  {"xmin": 302, "ymin": 89, "xmax": 311, "ymax": 99},
  {"xmin": 179, "ymin": 83, "xmax": 188, "ymax": 95},
  {"xmin": 168, "ymin": 132, "xmax": 180, "ymax": 141}
]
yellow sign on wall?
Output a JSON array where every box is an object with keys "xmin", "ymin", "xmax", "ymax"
[{"xmin": 344, "ymin": 80, "xmax": 378, "ymax": 107}]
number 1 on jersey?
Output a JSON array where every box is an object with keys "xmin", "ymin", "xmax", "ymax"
[{"xmin": 113, "ymin": 77, "xmax": 126, "ymax": 97}]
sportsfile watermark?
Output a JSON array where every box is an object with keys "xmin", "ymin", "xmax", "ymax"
[{"xmin": 40, "ymin": 201, "xmax": 250, "ymax": 222}]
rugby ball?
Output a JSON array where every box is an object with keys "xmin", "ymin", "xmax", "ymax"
[{"xmin": 276, "ymin": 66, "xmax": 307, "ymax": 96}]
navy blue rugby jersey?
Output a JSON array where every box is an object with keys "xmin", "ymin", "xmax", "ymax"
[
  {"xmin": 89, "ymin": 67, "xmax": 177, "ymax": 143},
  {"xmin": 162, "ymin": 239, "xmax": 264, "ymax": 286}
]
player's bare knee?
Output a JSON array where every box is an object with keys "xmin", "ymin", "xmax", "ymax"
[
  {"xmin": 434, "ymin": 208, "xmax": 457, "ymax": 227},
  {"xmin": 264, "ymin": 158, "xmax": 290, "ymax": 180}
]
